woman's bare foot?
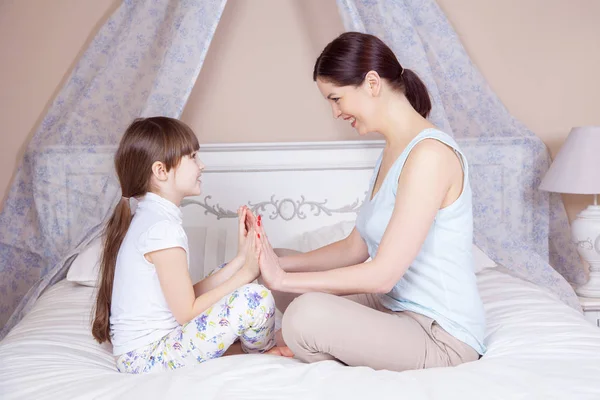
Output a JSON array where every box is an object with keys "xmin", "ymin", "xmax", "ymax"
[
  {"xmin": 265, "ymin": 345, "xmax": 294, "ymax": 357},
  {"xmin": 266, "ymin": 329, "xmax": 294, "ymax": 356},
  {"xmin": 275, "ymin": 329, "xmax": 286, "ymax": 347},
  {"xmin": 223, "ymin": 340, "xmax": 293, "ymax": 358}
]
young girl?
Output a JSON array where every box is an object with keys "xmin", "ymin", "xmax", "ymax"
[{"xmin": 91, "ymin": 116, "xmax": 285, "ymax": 374}]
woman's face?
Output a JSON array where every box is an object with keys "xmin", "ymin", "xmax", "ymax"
[{"xmin": 316, "ymin": 77, "xmax": 378, "ymax": 136}]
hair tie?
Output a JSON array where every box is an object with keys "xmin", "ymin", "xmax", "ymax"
[{"xmin": 121, "ymin": 195, "xmax": 137, "ymax": 214}]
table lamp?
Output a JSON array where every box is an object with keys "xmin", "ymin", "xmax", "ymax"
[{"xmin": 539, "ymin": 126, "xmax": 600, "ymax": 297}]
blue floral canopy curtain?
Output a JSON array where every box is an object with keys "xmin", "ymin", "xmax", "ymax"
[
  {"xmin": 335, "ymin": 0, "xmax": 584, "ymax": 309},
  {"xmin": 0, "ymin": 0, "xmax": 228, "ymax": 338}
]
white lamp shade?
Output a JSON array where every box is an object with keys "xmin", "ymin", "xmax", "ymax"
[{"xmin": 539, "ymin": 126, "xmax": 600, "ymax": 194}]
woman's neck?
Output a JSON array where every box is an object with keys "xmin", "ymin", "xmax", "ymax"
[{"xmin": 377, "ymin": 95, "xmax": 435, "ymax": 151}]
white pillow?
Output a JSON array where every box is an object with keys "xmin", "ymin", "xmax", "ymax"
[
  {"xmin": 67, "ymin": 220, "xmax": 497, "ymax": 287},
  {"xmin": 66, "ymin": 237, "xmax": 102, "ymax": 287},
  {"xmin": 296, "ymin": 220, "xmax": 355, "ymax": 253},
  {"xmin": 472, "ymin": 244, "xmax": 497, "ymax": 273},
  {"xmin": 190, "ymin": 225, "xmax": 238, "ymax": 281},
  {"xmin": 292, "ymin": 221, "xmax": 497, "ymax": 273},
  {"xmin": 66, "ymin": 226, "xmax": 233, "ymax": 287}
]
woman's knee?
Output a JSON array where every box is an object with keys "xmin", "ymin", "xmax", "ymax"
[
  {"xmin": 282, "ymin": 292, "xmax": 332, "ymax": 335},
  {"xmin": 281, "ymin": 292, "xmax": 342, "ymax": 362}
]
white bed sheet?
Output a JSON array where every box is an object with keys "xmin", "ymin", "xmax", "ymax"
[{"xmin": 1, "ymin": 268, "xmax": 600, "ymax": 400}]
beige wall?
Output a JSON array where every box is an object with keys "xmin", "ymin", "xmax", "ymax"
[
  {"xmin": 1, "ymin": 0, "xmax": 599, "ymax": 219},
  {"xmin": 0, "ymin": 0, "xmax": 120, "ymax": 205}
]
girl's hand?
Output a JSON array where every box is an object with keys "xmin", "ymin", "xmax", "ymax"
[
  {"xmin": 237, "ymin": 206, "xmax": 253, "ymax": 259},
  {"xmin": 242, "ymin": 226, "xmax": 261, "ymax": 282},
  {"xmin": 244, "ymin": 207, "xmax": 258, "ymax": 232},
  {"xmin": 257, "ymin": 225, "xmax": 286, "ymax": 290}
]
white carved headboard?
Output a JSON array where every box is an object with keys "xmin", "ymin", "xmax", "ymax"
[{"xmin": 181, "ymin": 141, "xmax": 381, "ymax": 249}]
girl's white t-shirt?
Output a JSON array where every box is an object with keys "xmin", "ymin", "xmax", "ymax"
[{"xmin": 110, "ymin": 192, "xmax": 189, "ymax": 356}]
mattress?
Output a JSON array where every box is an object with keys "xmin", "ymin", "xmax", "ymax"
[{"xmin": 1, "ymin": 267, "xmax": 600, "ymax": 399}]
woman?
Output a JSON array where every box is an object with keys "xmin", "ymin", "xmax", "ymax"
[{"xmin": 255, "ymin": 32, "xmax": 485, "ymax": 372}]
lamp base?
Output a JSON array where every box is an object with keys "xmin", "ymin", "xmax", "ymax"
[
  {"xmin": 576, "ymin": 277, "xmax": 600, "ymax": 297},
  {"xmin": 572, "ymin": 205, "xmax": 600, "ymax": 298}
]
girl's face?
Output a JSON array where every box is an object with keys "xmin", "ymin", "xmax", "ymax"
[{"xmin": 172, "ymin": 150, "xmax": 204, "ymax": 198}]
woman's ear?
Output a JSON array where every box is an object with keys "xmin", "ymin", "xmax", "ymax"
[
  {"xmin": 364, "ymin": 70, "xmax": 381, "ymax": 96},
  {"xmin": 151, "ymin": 161, "xmax": 168, "ymax": 181}
]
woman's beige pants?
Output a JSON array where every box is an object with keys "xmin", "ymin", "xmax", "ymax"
[{"xmin": 275, "ymin": 290, "xmax": 479, "ymax": 372}]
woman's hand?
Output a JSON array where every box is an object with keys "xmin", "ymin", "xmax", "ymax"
[{"xmin": 256, "ymin": 224, "xmax": 286, "ymax": 290}]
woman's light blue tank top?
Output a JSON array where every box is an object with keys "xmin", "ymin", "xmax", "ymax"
[{"xmin": 356, "ymin": 128, "xmax": 486, "ymax": 355}]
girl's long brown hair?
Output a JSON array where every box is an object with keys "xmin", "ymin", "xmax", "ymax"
[{"xmin": 91, "ymin": 116, "xmax": 199, "ymax": 343}]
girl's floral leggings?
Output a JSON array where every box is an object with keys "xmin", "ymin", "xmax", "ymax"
[{"xmin": 116, "ymin": 266, "xmax": 276, "ymax": 374}]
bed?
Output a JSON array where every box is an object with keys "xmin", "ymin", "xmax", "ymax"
[{"xmin": 1, "ymin": 138, "xmax": 599, "ymax": 399}]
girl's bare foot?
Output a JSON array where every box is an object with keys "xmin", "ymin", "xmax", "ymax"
[{"xmin": 223, "ymin": 341, "xmax": 244, "ymax": 357}]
